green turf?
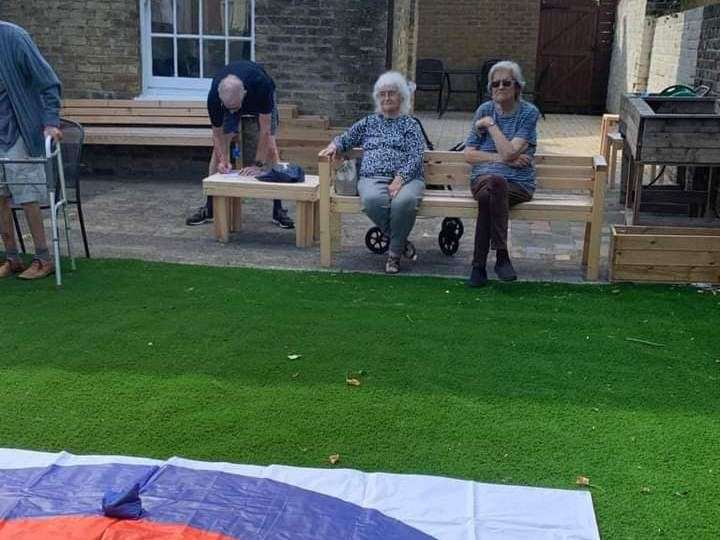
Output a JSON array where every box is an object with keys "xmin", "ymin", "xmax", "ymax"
[{"xmin": 1, "ymin": 258, "xmax": 718, "ymax": 538}]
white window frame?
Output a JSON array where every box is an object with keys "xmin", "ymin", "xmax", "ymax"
[{"xmin": 139, "ymin": 0, "xmax": 255, "ymax": 97}]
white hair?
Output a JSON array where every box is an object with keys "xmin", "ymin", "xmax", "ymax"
[
  {"xmin": 373, "ymin": 71, "xmax": 412, "ymax": 115},
  {"xmin": 218, "ymin": 74, "xmax": 245, "ymax": 106},
  {"xmin": 487, "ymin": 60, "xmax": 526, "ymax": 98}
]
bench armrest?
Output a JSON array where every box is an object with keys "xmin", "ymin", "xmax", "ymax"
[{"xmin": 593, "ymin": 155, "xmax": 608, "ymax": 172}]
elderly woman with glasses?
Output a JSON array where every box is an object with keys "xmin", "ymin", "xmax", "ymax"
[
  {"xmin": 464, "ymin": 60, "xmax": 540, "ymax": 287},
  {"xmin": 320, "ymin": 71, "xmax": 425, "ymax": 274}
]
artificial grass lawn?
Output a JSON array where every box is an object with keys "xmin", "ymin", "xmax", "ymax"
[{"xmin": 1, "ymin": 258, "xmax": 718, "ymax": 538}]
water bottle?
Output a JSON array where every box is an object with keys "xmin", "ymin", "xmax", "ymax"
[{"xmin": 231, "ymin": 142, "xmax": 241, "ymax": 169}]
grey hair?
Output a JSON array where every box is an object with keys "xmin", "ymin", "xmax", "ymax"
[
  {"xmin": 373, "ymin": 71, "xmax": 412, "ymax": 115},
  {"xmin": 218, "ymin": 74, "xmax": 245, "ymax": 105},
  {"xmin": 487, "ymin": 60, "xmax": 526, "ymax": 96}
]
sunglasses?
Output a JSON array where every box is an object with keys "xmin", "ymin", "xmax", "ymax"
[{"xmin": 491, "ymin": 79, "xmax": 515, "ymax": 89}]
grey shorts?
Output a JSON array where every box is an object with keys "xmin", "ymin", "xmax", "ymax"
[{"xmin": 0, "ymin": 136, "xmax": 48, "ymax": 205}]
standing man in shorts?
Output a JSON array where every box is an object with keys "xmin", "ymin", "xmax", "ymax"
[
  {"xmin": 0, "ymin": 21, "xmax": 62, "ymax": 280},
  {"xmin": 186, "ymin": 60, "xmax": 294, "ymax": 229}
]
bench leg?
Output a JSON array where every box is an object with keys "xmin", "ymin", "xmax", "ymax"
[
  {"xmin": 584, "ymin": 218, "xmax": 603, "ymax": 281},
  {"xmin": 582, "ymin": 223, "xmax": 591, "ymax": 266},
  {"xmin": 609, "ymin": 144, "xmax": 618, "ymax": 190},
  {"xmin": 230, "ymin": 198, "xmax": 242, "ymax": 232},
  {"xmin": 320, "ymin": 209, "xmax": 335, "ymax": 267},
  {"xmin": 214, "ymin": 196, "xmax": 231, "ymax": 243},
  {"xmin": 313, "ymin": 201, "xmax": 320, "ymax": 243},
  {"xmin": 296, "ymin": 201, "xmax": 314, "ymax": 248}
]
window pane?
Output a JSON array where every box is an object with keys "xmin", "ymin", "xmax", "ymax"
[
  {"xmin": 229, "ymin": 40, "xmax": 251, "ymax": 62},
  {"xmin": 177, "ymin": 0, "xmax": 199, "ymax": 34},
  {"xmin": 152, "ymin": 37, "xmax": 174, "ymax": 76},
  {"xmin": 203, "ymin": 40, "xmax": 226, "ymax": 78},
  {"xmin": 228, "ymin": 0, "xmax": 250, "ymax": 37},
  {"xmin": 178, "ymin": 39, "xmax": 200, "ymax": 77},
  {"xmin": 151, "ymin": 0, "xmax": 174, "ymax": 33},
  {"xmin": 203, "ymin": 0, "xmax": 224, "ymax": 36}
]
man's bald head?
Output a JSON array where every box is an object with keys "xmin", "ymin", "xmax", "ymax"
[{"xmin": 218, "ymin": 74, "xmax": 246, "ymax": 111}]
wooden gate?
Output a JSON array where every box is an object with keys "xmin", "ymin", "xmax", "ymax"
[{"xmin": 536, "ymin": 0, "xmax": 616, "ymax": 114}]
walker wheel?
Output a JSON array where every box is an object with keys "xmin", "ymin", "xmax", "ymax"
[
  {"xmin": 439, "ymin": 230, "xmax": 460, "ymax": 256},
  {"xmin": 365, "ymin": 227, "xmax": 389, "ymax": 254},
  {"xmin": 441, "ymin": 217, "xmax": 464, "ymax": 239}
]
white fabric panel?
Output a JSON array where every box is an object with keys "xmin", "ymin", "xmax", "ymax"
[{"xmin": 0, "ymin": 449, "xmax": 600, "ymax": 539}]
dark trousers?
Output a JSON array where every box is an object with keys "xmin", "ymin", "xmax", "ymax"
[{"xmin": 471, "ymin": 175, "xmax": 532, "ymax": 267}]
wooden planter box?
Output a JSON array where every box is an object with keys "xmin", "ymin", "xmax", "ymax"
[
  {"xmin": 610, "ymin": 226, "xmax": 720, "ymax": 283},
  {"xmin": 619, "ymin": 95, "xmax": 720, "ymax": 165}
]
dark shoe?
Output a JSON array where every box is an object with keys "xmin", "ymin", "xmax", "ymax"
[
  {"xmin": 385, "ymin": 255, "xmax": 401, "ymax": 274},
  {"xmin": 186, "ymin": 206, "xmax": 213, "ymax": 226},
  {"xmin": 468, "ymin": 266, "xmax": 488, "ymax": 287},
  {"xmin": 272, "ymin": 208, "xmax": 295, "ymax": 229},
  {"xmin": 403, "ymin": 240, "xmax": 418, "ymax": 261},
  {"xmin": 494, "ymin": 256, "xmax": 517, "ymax": 282},
  {"xmin": 18, "ymin": 258, "xmax": 54, "ymax": 280},
  {"xmin": 0, "ymin": 259, "xmax": 25, "ymax": 279}
]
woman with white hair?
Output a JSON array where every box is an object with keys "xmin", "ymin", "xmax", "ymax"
[
  {"xmin": 464, "ymin": 60, "xmax": 540, "ymax": 287},
  {"xmin": 320, "ymin": 71, "xmax": 425, "ymax": 274}
]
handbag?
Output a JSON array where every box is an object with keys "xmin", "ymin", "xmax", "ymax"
[{"xmin": 335, "ymin": 157, "xmax": 359, "ymax": 196}]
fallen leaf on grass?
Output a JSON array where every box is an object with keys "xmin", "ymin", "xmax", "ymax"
[
  {"xmin": 287, "ymin": 354, "xmax": 302, "ymax": 360},
  {"xmin": 576, "ymin": 476, "xmax": 604, "ymax": 491},
  {"xmin": 329, "ymin": 453, "xmax": 340, "ymax": 465},
  {"xmin": 346, "ymin": 378, "xmax": 361, "ymax": 387},
  {"xmin": 640, "ymin": 486, "xmax": 652, "ymax": 494},
  {"xmin": 291, "ymin": 372, "xmax": 300, "ymax": 379}
]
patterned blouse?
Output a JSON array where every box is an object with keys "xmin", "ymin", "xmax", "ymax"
[{"xmin": 333, "ymin": 114, "xmax": 425, "ymax": 184}]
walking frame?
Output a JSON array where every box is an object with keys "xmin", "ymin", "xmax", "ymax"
[{"xmin": 0, "ymin": 135, "xmax": 75, "ymax": 286}]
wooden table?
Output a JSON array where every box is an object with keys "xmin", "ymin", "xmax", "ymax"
[{"xmin": 203, "ymin": 173, "xmax": 320, "ymax": 247}]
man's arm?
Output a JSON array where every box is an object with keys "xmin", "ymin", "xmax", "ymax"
[
  {"xmin": 255, "ymin": 113, "xmax": 279, "ymax": 165},
  {"xmin": 211, "ymin": 126, "xmax": 234, "ymax": 173},
  {"xmin": 17, "ymin": 31, "xmax": 62, "ymax": 139}
]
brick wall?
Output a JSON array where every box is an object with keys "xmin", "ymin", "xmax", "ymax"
[
  {"xmin": 255, "ymin": 0, "xmax": 391, "ymax": 125},
  {"xmin": 0, "ymin": 0, "xmax": 141, "ymax": 98},
  {"xmin": 606, "ymin": 0, "xmax": 655, "ymax": 111},
  {"xmin": 647, "ymin": 6, "xmax": 704, "ymax": 91},
  {"xmin": 415, "ymin": 0, "xmax": 541, "ymax": 111},
  {"xmin": 696, "ymin": 3, "xmax": 720, "ymax": 94}
]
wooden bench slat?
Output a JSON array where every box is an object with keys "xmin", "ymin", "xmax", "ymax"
[{"xmin": 63, "ymin": 107, "xmax": 208, "ymax": 117}]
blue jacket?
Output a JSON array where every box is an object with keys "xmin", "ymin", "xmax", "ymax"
[{"xmin": 0, "ymin": 21, "xmax": 61, "ymax": 157}]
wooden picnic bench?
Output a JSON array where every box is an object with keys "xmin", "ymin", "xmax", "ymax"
[
  {"xmin": 203, "ymin": 172, "xmax": 320, "ymax": 248},
  {"xmin": 61, "ymin": 99, "xmax": 341, "ymax": 170},
  {"xmin": 319, "ymin": 150, "xmax": 607, "ymax": 280}
]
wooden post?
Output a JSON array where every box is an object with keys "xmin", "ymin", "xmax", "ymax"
[
  {"xmin": 230, "ymin": 198, "xmax": 242, "ymax": 232},
  {"xmin": 586, "ymin": 155, "xmax": 607, "ymax": 280},
  {"xmin": 214, "ymin": 196, "xmax": 230, "ymax": 243},
  {"xmin": 319, "ymin": 156, "xmax": 333, "ymax": 266},
  {"xmin": 295, "ymin": 201, "xmax": 314, "ymax": 248},
  {"xmin": 313, "ymin": 200, "xmax": 320, "ymax": 242}
]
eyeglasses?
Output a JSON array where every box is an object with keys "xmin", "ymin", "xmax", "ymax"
[
  {"xmin": 491, "ymin": 79, "xmax": 515, "ymax": 89},
  {"xmin": 378, "ymin": 90, "xmax": 399, "ymax": 98}
]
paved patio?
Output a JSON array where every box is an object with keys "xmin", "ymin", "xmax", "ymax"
[{"xmin": 16, "ymin": 113, "xmax": 625, "ymax": 283}]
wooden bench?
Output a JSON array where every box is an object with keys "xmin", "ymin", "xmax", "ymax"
[
  {"xmin": 319, "ymin": 150, "xmax": 607, "ymax": 280},
  {"xmin": 203, "ymin": 172, "xmax": 320, "ymax": 248},
  {"xmin": 61, "ymin": 99, "xmax": 342, "ymax": 171}
]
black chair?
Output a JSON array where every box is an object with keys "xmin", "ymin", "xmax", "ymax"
[
  {"xmin": 13, "ymin": 118, "xmax": 90, "ymax": 258},
  {"xmin": 415, "ymin": 58, "xmax": 450, "ymax": 117}
]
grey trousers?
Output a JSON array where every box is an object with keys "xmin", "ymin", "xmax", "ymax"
[{"xmin": 358, "ymin": 176, "xmax": 424, "ymax": 255}]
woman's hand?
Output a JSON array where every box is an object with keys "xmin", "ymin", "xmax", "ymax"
[
  {"xmin": 475, "ymin": 116, "xmax": 495, "ymax": 131},
  {"xmin": 319, "ymin": 142, "xmax": 338, "ymax": 159},
  {"xmin": 388, "ymin": 176, "xmax": 403, "ymax": 199},
  {"xmin": 506, "ymin": 154, "xmax": 532, "ymax": 168}
]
